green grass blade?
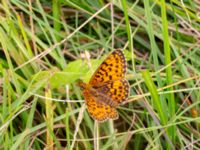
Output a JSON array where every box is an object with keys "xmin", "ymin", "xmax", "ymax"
[
  {"xmin": 142, "ymin": 70, "xmax": 167, "ymax": 125},
  {"xmin": 161, "ymin": 0, "xmax": 176, "ymax": 143},
  {"xmin": 121, "ymin": 0, "xmax": 135, "ymax": 71}
]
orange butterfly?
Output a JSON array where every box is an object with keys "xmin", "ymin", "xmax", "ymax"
[{"xmin": 78, "ymin": 50, "xmax": 130, "ymax": 122}]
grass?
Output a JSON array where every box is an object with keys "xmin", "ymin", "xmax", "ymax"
[{"xmin": 0, "ymin": 0, "xmax": 200, "ymax": 149}]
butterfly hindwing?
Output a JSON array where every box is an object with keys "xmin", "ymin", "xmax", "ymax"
[
  {"xmin": 94, "ymin": 79, "xmax": 130, "ymax": 106},
  {"xmin": 83, "ymin": 90, "xmax": 118, "ymax": 122}
]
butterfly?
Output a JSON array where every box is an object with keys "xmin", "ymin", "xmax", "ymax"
[{"xmin": 77, "ymin": 50, "xmax": 130, "ymax": 122}]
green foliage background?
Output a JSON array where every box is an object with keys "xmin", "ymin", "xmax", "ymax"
[{"xmin": 0, "ymin": 0, "xmax": 200, "ymax": 149}]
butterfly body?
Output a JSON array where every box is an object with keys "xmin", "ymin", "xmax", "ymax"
[{"xmin": 78, "ymin": 50, "xmax": 130, "ymax": 122}]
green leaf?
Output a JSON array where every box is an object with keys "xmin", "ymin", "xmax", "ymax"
[{"xmin": 50, "ymin": 59, "xmax": 100, "ymax": 88}]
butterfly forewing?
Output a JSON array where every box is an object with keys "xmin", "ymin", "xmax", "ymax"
[{"xmin": 89, "ymin": 50, "xmax": 127, "ymax": 85}]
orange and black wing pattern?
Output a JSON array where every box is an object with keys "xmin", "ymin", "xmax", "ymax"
[
  {"xmin": 94, "ymin": 79, "xmax": 129, "ymax": 106},
  {"xmin": 79, "ymin": 50, "xmax": 129, "ymax": 122},
  {"xmin": 89, "ymin": 50, "xmax": 127, "ymax": 85},
  {"xmin": 83, "ymin": 90, "xmax": 118, "ymax": 122}
]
